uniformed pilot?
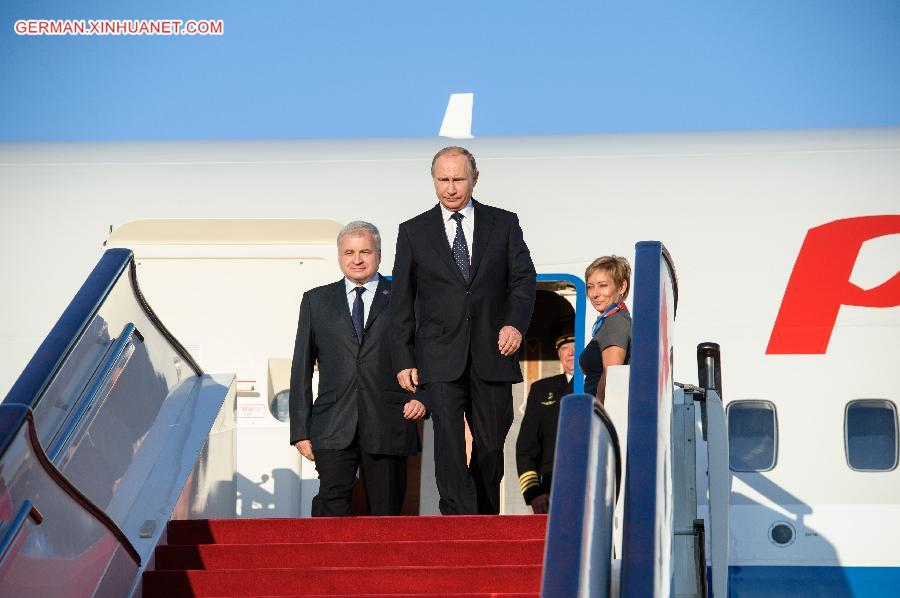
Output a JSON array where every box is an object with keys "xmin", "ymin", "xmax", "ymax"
[{"xmin": 515, "ymin": 331, "xmax": 575, "ymax": 514}]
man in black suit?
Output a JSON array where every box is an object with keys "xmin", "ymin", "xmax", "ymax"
[
  {"xmin": 516, "ymin": 331, "xmax": 575, "ymax": 514},
  {"xmin": 390, "ymin": 146, "xmax": 536, "ymax": 515},
  {"xmin": 289, "ymin": 221, "xmax": 425, "ymax": 517}
]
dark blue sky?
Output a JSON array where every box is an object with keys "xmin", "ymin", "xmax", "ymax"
[{"xmin": 2, "ymin": 1, "xmax": 899, "ymax": 141}]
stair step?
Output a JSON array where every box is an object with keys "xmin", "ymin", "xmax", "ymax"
[
  {"xmin": 166, "ymin": 515, "xmax": 547, "ymax": 545},
  {"xmin": 249, "ymin": 594, "xmax": 538, "ymax": 598},
  {"xmin": 253, "ymin": 595, "xmax": 538, "ymax": 598},
  {"xmin": 155, "ymin": 539, "xmax": 545, "ymax": 570},
  {"xmin": 142, "ymin": 565, "xmax": 542, "ymax": 597}
]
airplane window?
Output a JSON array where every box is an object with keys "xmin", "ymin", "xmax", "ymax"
[
  {"xmin": 727, "ymin": 401, "xmax": 777, "ymax": 472},
  {"xmin": 270, "ymin": 389, "xmax": 290, "ymax": 423},
  {"xmin": 845, "ymin": 400, "xmax": 898, "ymax": 472}
]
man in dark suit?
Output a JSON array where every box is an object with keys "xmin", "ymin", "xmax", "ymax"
[
  {"xmin": 289, "ymin": 221, "xmax": 425, "ymax": 517},
  {"xmin": 390, "ymin": 146, "xmax": 536, "ymax": 515},
  {"xmin": 516, "ymin": 331, "xmax": 575, "ymax": 514}
]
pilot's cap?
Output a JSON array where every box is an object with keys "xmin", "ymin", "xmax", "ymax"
[{"xmin": 555, "ymin": 333, "xmax": 575, "ymax": 349}]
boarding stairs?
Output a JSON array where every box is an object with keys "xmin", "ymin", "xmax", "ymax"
[
  {"xmin": 0, "ymin": 241, "xmax": 728, "ymax": 597},
  {"xmin": 144, "ymin": 515, "xmax": 545, "ymax": 597}
]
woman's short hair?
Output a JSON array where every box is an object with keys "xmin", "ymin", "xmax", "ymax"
[{"xmin": 585, "ymin": 255, "xmax": 632, "ymax": 300}]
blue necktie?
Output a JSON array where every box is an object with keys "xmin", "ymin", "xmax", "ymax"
[
  {"xmin": 351, "ymin": 286, "xmax": 366, "ymax": 344},
  {"xmin": 450, "ymin": 212, "xmax": 471, "ymax": 282}
]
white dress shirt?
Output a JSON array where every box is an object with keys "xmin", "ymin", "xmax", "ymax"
[
  {"xmin": 440, "ymin": 199, "xmax": 474, "ymax": 259},
  {"xmin": 344, "ymin": 274, "xmax": 380, "ymax": 325}
]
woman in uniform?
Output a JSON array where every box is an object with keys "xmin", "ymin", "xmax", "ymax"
[{"xmin": 580, "ymin": 255, "xmax": 632, "ymax": 403}]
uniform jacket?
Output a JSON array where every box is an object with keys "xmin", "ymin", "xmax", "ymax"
[{"xmin": 516, "ymin": 373, "xmax": 573, "ymax": 504}]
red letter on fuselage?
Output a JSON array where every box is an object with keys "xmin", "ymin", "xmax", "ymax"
[{"xmin": 767, "ymin": 215, "xmax": 900, "ymax": 355}]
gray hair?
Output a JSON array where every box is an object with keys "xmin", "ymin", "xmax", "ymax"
[
  {"xmin": 431, "ymin": 146, "xmax": 478, "ymax": 177},
  {"xmin": 337, "ymin": 221, "xmax": 381, "ymax": 253}
]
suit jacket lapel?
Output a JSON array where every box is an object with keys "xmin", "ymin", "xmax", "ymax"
[
  {"xmin": 331, "ymin": 280, "xmax": 358, "ymax": 342},
  {"xmin": 469, "ymin": 199, "xmax": 495, "ymax": 283},
  {"xmin": 364, "ymin": 275, "xmax": 390, "ymax": 332},
  {"xmin": 425, "ymin": 204, "xmax": 468, "ymax": 285}
]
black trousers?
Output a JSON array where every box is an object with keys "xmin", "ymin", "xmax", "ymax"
[
  {"xmin": 311, "ymin": 431, "xmax": 407, "ymax": 517},
  {"xmin": 427, "ymin": 360, "xmax": 514, "ymax": 515}
]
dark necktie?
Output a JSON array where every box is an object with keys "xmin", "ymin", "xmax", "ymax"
[
  {"xmin": 351, "ymin": 286, "xmax": 366, "ymax": 344},
  {"xmin": 450, "ymin": 212, "xmax": 471, "ymax": 282}
]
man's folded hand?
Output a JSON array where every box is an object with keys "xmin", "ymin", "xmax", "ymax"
[
  {"xmin": 498, "ymin": 325, "xmax": 522, "ymax": 356},
  {"xmin": 294, "ymin": 439, "xmax": 315, "ymax": 461},
  {"xmin": 403, "ymin": 399, "xmax": 426, "ymax": 420}
]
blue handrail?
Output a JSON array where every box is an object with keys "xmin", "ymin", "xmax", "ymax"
[
  {"xmin": 47, "ymin": 322, "xmax": 138, "ymax": 463},
  {"xmin": 540, "ymin": 242, "xmax": 680, "ymax": 598},
  {"xmin": 0, "ymin": 247, "xmax": 204, "ymax": 575},
  {"xmin": 619, "ymin": 241, "xmax": 679, "ymax": 598},
  {"xmin": 2, "ymin": 247, "xmax": 203, "ymax": 457},
  {"xmin": 541, "ymin": 393, "xmax": 622, "ymax": 597},
  {"xmin": 0, "ymin": 403, "xmax": 142, "ymax": 567},
  {"xmin": 0, "ymin": 245, "xmax": 223, "ymax": 591},
  {"xmin": 0, "ymin": 499, "xmax": 38, "ymax": 570},
  {"xmin": 2, "ymin": 249, "xmax": 133, "ymax": 413}
]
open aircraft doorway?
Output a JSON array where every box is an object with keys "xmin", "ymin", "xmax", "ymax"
[{"xmin": 499, "ymin": 275, "xmax": 584, "ymax": 515}]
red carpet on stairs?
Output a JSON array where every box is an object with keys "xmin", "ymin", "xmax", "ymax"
[{"xmin": 143, "ymin": 515, "xmax": 547, "ymax": 597}]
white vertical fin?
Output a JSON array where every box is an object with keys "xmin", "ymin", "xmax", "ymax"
[{"xmin": 439, "ymin": 93, "xmax": 474, "ymax": 139}]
